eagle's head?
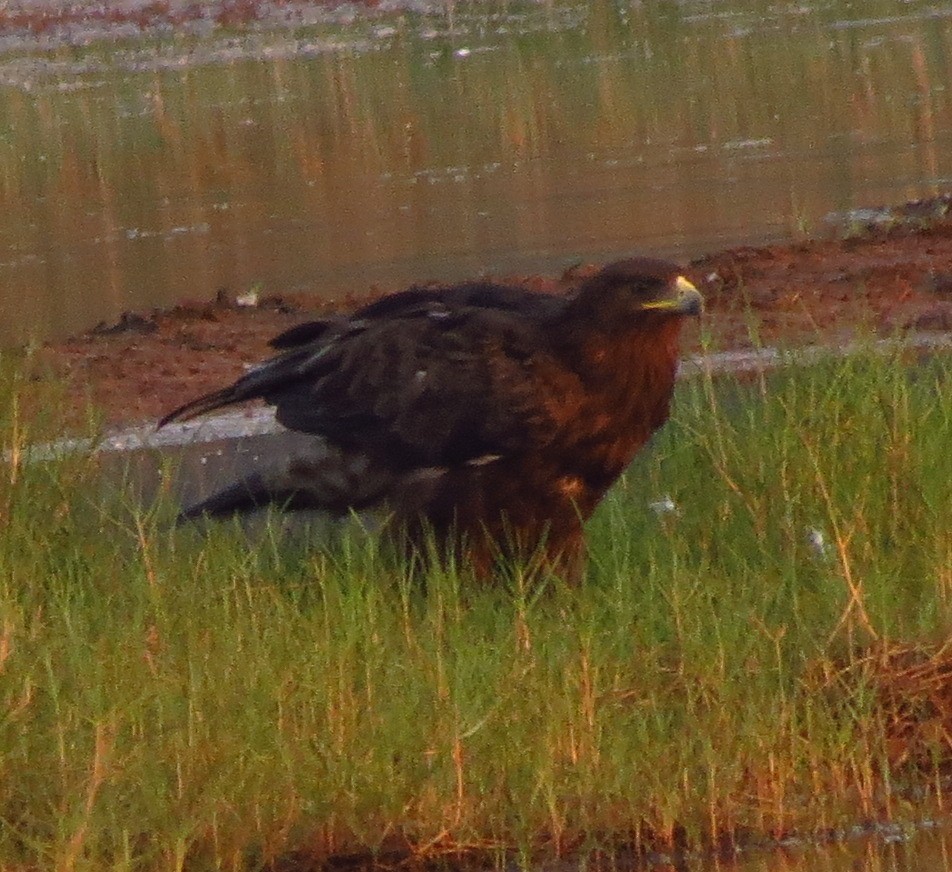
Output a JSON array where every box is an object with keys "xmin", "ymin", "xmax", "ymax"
[{"xmin": 569, "ymin": 257, "xmax": 703, "ymax": 329}]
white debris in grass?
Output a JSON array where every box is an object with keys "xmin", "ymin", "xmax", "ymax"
[
  {"xmin": 806, "ymin": 526, "xmax": 831, "ymax": 560},
  {"xmin": 648, "ymin": 495, "xmax": 679, "ymax": 516}
]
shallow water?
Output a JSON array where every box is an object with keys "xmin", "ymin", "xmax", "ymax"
[
  {"xmin": 3, "ymin": 0, "xmax": 952, "ymax": 343},
  {"xmin": 687, "ymin": 823, "xmax": 952, "ymax": 872}
]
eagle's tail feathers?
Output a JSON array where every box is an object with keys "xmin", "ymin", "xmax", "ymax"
[
  {"xmin": 175, "ymin": 472, "xmax": 295, "ymax": 522},
  {"xmin": 158, "ymin": 385, "xmax": 247, "ymax": 428},
  {"xmin": 158, "ymin": 349, "xmax": 320, "ymax": 428}
]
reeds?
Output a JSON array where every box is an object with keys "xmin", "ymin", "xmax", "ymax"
[{"xmin": 1, "ymin": 346, "xmax": 951, "ymax": 870}]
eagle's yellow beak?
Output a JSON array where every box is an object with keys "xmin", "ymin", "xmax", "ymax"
[{"xmin": 641, "ymin": 275, "xmax": 704, "ymax": 315}]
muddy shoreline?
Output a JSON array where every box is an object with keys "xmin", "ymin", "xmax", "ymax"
[
  {"xmin": 25, "ymin": 196, "xmax": 952, "ymax": 430},
  {"xmin": 0, "ymin": 0, "xmax": 392, "ymax": 51},
  {"xmin": 0, "ymin": 0, "xmax": 452, "ymax": 90}
]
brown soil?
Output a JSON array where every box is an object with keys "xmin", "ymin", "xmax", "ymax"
[
  {"xmin": 0, "ymin": 0, "xmax": 371, "ymax": 39},
  {"xmin": 31, "ymin": 197, "xmax": 952, "ymax": 431}
]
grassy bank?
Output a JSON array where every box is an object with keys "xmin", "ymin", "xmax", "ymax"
[{"xmin": 1, "ymin": 347, "xmax": 951, "ymax": 871}]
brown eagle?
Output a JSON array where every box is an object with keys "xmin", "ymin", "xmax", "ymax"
[{"xmin": 159, "ymin": 258, "xmax": 702, "ymax": 580}]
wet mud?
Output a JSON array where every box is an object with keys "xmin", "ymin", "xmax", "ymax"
[
  {"xmin": 28, "ymin": 196, "xmax": 952, "ymax": 431},
  {"xmin": 0, "ymin": 0, "xmax": 387, "ymax": 50}
]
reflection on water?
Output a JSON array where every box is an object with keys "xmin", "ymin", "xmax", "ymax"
[{"xmin": 3, "ymin": 0, "xmax": 952, "ymax": 343}]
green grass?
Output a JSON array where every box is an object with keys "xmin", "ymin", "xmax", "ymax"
[{"xmin": 1, "ymin": 347, "xmax": 951, "ymax": 871}]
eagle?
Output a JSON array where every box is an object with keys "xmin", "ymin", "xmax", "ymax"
[{"xmin": 159, "ymin": 258, "xmax": 702, "ymax": 580}]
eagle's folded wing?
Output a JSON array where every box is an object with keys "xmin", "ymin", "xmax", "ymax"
[
  {"xmin": 160, "ymin": 297, "xmax": 565, "ymax": 472},
  {"xmin": 264, "ymin": 306, "xmax": 562, "ymax": 469}
]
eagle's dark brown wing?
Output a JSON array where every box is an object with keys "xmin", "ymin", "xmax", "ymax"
[
  {"xmin": 267, "ymin": 280, "xmax": 562, "ymax": 351},
  {"xmin": 271, "ymin": 308, "xmax": 565, "ymax": 468},
  {"xmin": 160, "ymin": 290, "xmax": 566, "ymax": 470}
]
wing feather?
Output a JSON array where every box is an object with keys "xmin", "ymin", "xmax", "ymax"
[
  {"xmin": 268, "ymin": 308, "xmax": 560, "ymax": 467},
  {"xmin": 160, "ymin": 282, "xmax": 568, "ymax": 468}
]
